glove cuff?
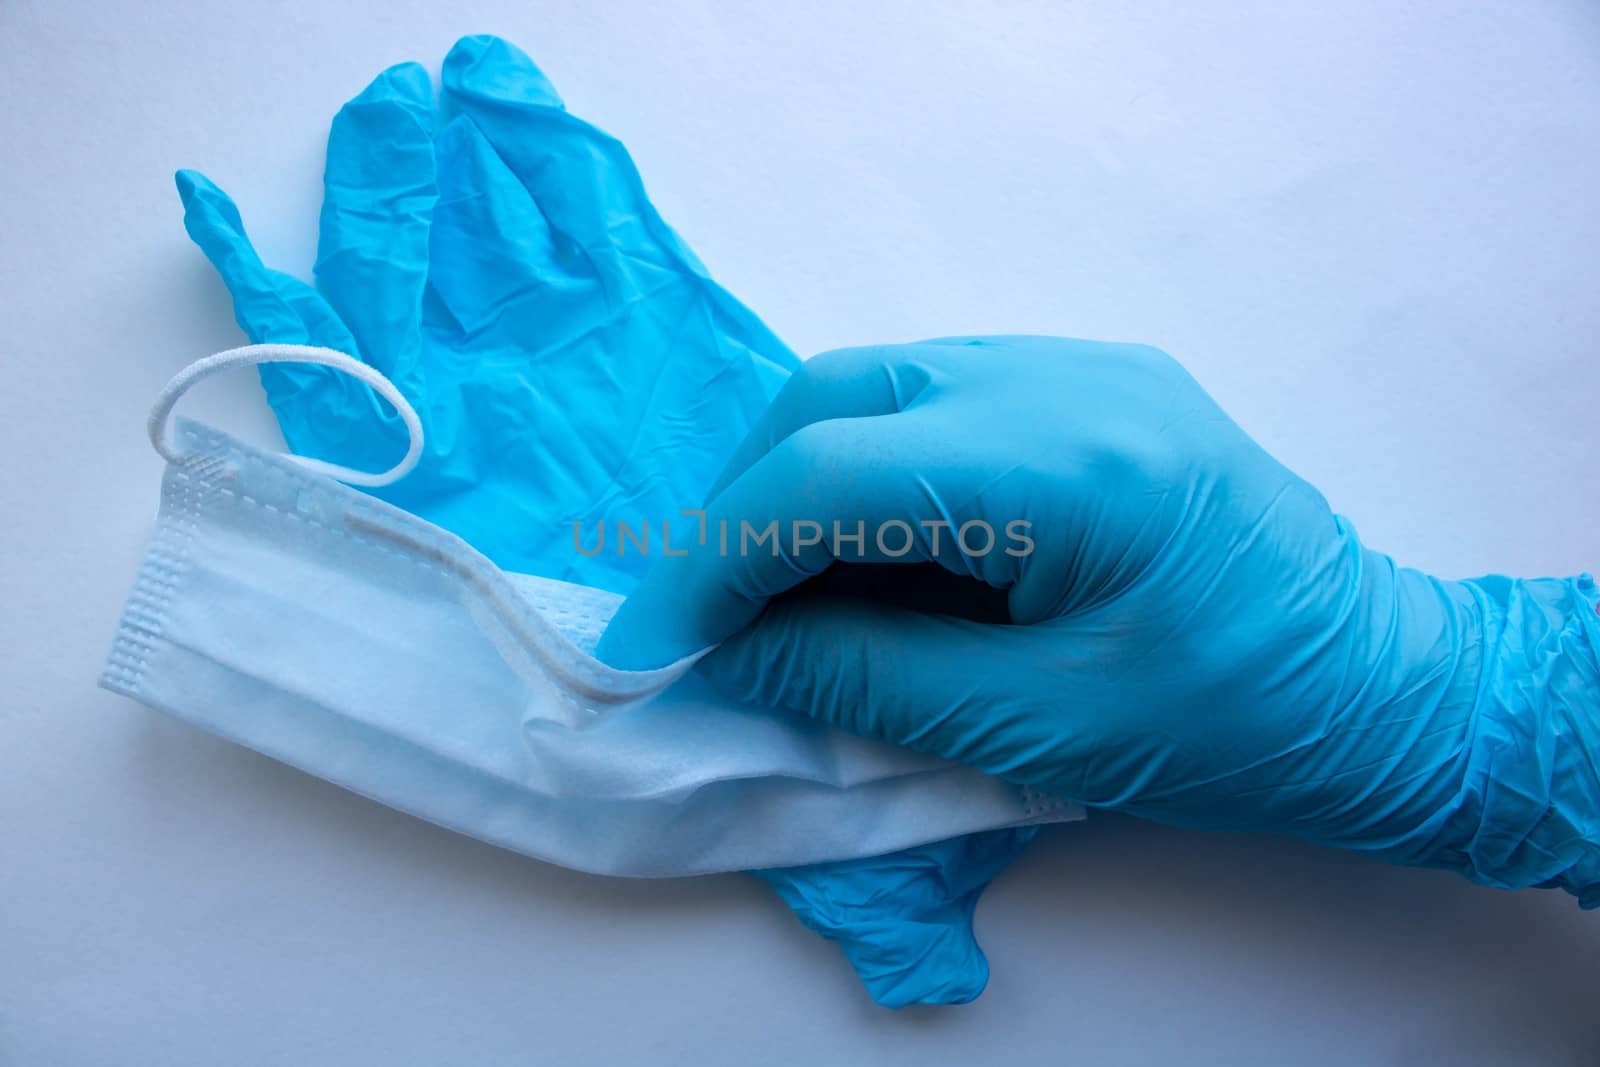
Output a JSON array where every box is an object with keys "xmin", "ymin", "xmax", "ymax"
[{"xmin": 1436, "ymin": 573, "xmax": 1600, "ymax": 902}]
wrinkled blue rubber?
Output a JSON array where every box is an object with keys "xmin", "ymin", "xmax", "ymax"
[
  {"xmin": 598, "ymin": 335, "xmax": 1600, "ymax": 905},
  {"xmin": 177, "ymin": 34, "xmax": 1020, "ymax": 1006},
  {"xmin": 754, "ymin": 828, "xmax": 1039, "ymax": 1008},
  {"xmin": 177, "ymin": 43, "xmax": 792, "ymax": 594}
]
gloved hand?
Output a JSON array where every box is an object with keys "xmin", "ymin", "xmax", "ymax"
[
  {"xmin": 178, "ymin": 36, "xmax": 1030, "ymax": 1006},
  {"xmin": 599, "ymin": 336, "xmax": 1600, "ymax": 902}
]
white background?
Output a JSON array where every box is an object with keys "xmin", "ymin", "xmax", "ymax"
[{"xmin": 4, "ymin": 1, "xmax": 1599, "ymax": 1063}]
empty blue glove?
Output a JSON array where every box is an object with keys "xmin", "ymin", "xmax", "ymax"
[
  {"xmin": 177, "ymin": 39, "xmax": 790, "ymax": 592},
  {"xmin": 177, "ymin": 36, "xmax": 1030, "ymax": 1006},
  {"xmin": 600, "ymin": 336, "xmax": 1600, "ymax": 902}
]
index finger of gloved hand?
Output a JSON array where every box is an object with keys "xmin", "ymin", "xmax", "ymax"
[
  {"xmin": 697, "ymin": 586, "xmax": 1053, "ymax": 780},
  {"xmin": 595, "ymin": 407, "xmax": 1023, "ymax": 671},
  {"xmin": 314, "ymin": 62, "xmax": 437, "ymax": 386},
  {"xmin": 439, "ymin": 35, "xmax": 673, "ymax": 263},
  {"xmin": 703, "ymin": 346, "xmax": 933, "ymax": 504}
]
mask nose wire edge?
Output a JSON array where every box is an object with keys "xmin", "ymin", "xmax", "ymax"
[{"xmin": 345, "ymin": 509, "xmax": 711, "ymax": 708}]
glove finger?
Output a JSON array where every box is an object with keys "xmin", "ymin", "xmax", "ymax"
[
  {"xmin": 697, "ymin": 585, "xmax": 1056, "ymax": 776},
  {"xmin": 175, "ymin": 168, "xmax": 365, "ymax": 413},
  {"xmin": 596, "ymin": 402, "xmax": 1037, "ymax": 670},
  {"xmin": 315, "ymin": 62, "xmax": 436, "ymax": 387},
  {"xmin": 439, "ymin": 34, "xmax": 799, "ymax": 398},
  {"xmin": 177, "ymin": 169, "xmax": 354, "ymax": 350},
  {"xmin": 704, "ymin": 346, "xmax": 929, "ymax": 503},
  {"xmin": 439, "ymin": 35, "xmax": 678, "ymax": 265},
  {"xmin": 754, "ymin": 829, "xmax": 1038, "ymax": 1008},
  {"xmin": 439, "ymin": 33, "xmax": 564, "ymax": 110},
  {"xmin": 427, "ymin": 114, "xmax": 578, "ymax": 349}
]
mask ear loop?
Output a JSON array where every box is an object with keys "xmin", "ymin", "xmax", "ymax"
[{"xmin": 148, "ymin": 343, "xmax": 424, "ymax": 488}]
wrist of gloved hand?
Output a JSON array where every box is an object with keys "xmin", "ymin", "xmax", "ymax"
[
  {"xmin": 1354, "ymin": 570, "xmax": 1600, "ymax": 902},
  {"xmin": 1447, "ymin": 572, "xmax": 1600, "ymax": 902}
]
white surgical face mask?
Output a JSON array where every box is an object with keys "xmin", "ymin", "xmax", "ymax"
[{"xmin": 102, "ymin": 345, "xmax": 1082, "ymax": 876}]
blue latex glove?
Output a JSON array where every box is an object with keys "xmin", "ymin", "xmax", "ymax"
[
  {"xmin": 177, "ymin": 40, "xmax": 790, "ymax": 592},
  {"xmin": 600, "ymin": 336, "xmax": 1600, "ymax": 902},
  {"xmin": 177, "ymin": 36, "xmax": 1028, "ymax": 1006}
]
